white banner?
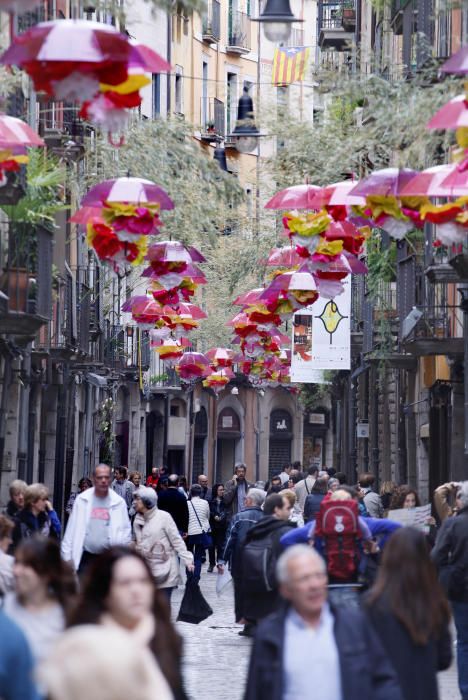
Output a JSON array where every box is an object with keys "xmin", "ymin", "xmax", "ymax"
[{"xmin": 290, "ymin": 276, "xmax": 351, "ymax": 381}]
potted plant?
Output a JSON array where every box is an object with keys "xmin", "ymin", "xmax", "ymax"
[
  {"xmin": 0, "ymin": 150, "xmax": 65, "ymax": 314},
  {"xmin": 342, "ymin": 0, "xmax": 356, "ymax": 29}
]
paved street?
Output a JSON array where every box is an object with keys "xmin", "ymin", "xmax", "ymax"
[{"xmin": 173, "ymin": 567, "xmax": 461, "ymax": 700}]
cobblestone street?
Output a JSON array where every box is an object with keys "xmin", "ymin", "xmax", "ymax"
[{"xmin": 173, "ymin": 567, "xmax": 461, "ymax": 700}]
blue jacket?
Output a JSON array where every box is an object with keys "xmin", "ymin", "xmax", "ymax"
[
  {"xmin": 280, "ymin": 516, "xmax": 401, "ymax": 549},
  {"xmin": 0, "ymin": 611, "xmax": 39, "ymax": 700},
  {"xmin": 221, "ymin": 506, "xmax": 264, "ymax": 569}
]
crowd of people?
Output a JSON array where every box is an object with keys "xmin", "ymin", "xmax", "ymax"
[{"xmin": 0, "ymin": 461, "xmax": 467, "ymax": 700}]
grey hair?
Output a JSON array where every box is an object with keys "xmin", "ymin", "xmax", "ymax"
[
  {"xmin": 328, "ymin": 478, "xmax": 340, "ymax": 490},
  {"xmin": 246, "ymin": 488, "xmax": 266, "ymax": 507},
  {"xmin": 457, "ymin": 481, "xmax": 468, "ymax": 508},
  {"xmin": 235, "ymin": 462, "xmax": 247, "ymax": 472},
  {"xmin": 93, "ymin": 464, "xmax": 111, "ymax": 477},
  {"xmin": 276, "ymin": 544, "xmax": 327, "ymax": 585},
  {"xmin": 134, "ymin": 486, "xmax": 158, "ymax": 510}
]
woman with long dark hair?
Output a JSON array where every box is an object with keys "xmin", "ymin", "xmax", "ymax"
[
  {"xmin": 365, "ymin": 527, "xmax": 452, "ymax": 700},
  {"xmin": 208, "ymin": 483, "xmax": 228, "ymax": 571},
  {"xmin": 4, "ymin": 536, "xmax": 76, "ymax": 664},
  {"xmin": 68, "ymin": 546, "xmax": 186, "ymax": 700}
]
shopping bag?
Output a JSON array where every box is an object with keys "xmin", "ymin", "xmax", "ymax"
[
  {"xmin": 177, "ymin": 579, "xmax": 213, "ymax": 624},
  {"xmin": 216, "ymin": 567, "xmax": 233, "ymax": 596}
]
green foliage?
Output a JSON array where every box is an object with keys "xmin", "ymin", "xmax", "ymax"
[
  {"xmin": 0, "ymin": 150, "xmax": 66, "ymax": 230},
  {"xmin": 299, "ymin": 371, "xmax": 337, "ymax": 409}
]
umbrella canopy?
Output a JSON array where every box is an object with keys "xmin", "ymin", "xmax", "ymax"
[
  {"xmin": 350, "ymin": 168, "xmax": 419, "ymax": 197},
  {"xmin": 159, "ymin": 303, "xmax": 207, "ymax": 320},
  {"xmin": 1, "ymin": 20, "xmax": 134, "ymax": 66},
  {"xmin": 441, "ymin": 47, "xmax": 468, "ymax": 74},
  {"xmin": 399, "ymin": 164, "xmax": 467, "ymax": 197},
  {"xmin": 70, "ymin": 206, "xmax": 101, "ymax": 224},
  {"xmin": 129, "ymin": 42, "xmax": 170, "ymax": 73},
  {"xmin": 147, "ymin": 240, "xmax": 205, "ymax": 263},
  {"xmin": 206, "ymin": 347, "xmax": 235, "ymax": 366},
  {"xmin": 0, "ymin": 114, "xmax": 44, "ymax": 149},
  {"xmin": 265, "ymin": 184, "xmax": 323, "ymax": 210},
  {"xmin": 426, "ymin": 95, "xmax": 468, "ymax": 130},
  {"xmin": 82, "ymin": 177, "xmax": 174, "ymax": 208},
  {"xmin": 266, "ymin": 247, "xmax": 302, "ymax": 267},
  {"xmin": 260, "ymin": 271, "xmax": 317, "ymax": 296},
  {"xmin": 322, "ymin": 180, "xmax": 366, "ymax": 206},
  {"xmin": 233, "ymin": 288, "xmax": 264, "ymax": 306},
  {"xmin": 440, "ymin": 165, "xmax": 468, "ymax": 191}
]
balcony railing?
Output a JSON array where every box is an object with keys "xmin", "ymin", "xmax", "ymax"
[
  {"xmin": 0, "ymin": 224, "xmax": 53, "ymax": 336},
  {"xmin": 227, "ymin": 10, "xmax": 251, "ymax": 53},
  {"xmin": 318, "ymin": 1, "xmax": 356, "ymax": 50},
  {"xmin": 202, "ymin": 0, "xmax": 221, "ymax": 41},
  {"xmin": 103, "ymin": 324, "xmax": 150, "ymax": 372},
  {"xmin": 146, "ymin": 350, "xmax": 181, "ymax": 390},
  {"xmin": 286, "ymin": 28, "xmax": 305, "ymax": 46},
  {"xmin": 200, "ymin": 97, "xmax": 225, "ymax": 140}
]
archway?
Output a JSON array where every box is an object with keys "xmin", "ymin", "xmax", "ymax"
[
  {"xmin": 193, "ymin": 407, "xmax": 208, "ymax": 481},
  {"xmin": 216, "ymin": 407, "xmax": 241, "ymax": 483},
  {"xmin": 114, "ymin": 387, "xmax": 130, "ymax": 467},
  {"xmin": 146, "ymin": 410, "xmax": 164, "ymax": 473},
  {"xmin": 268, "ymin": 409, "xmax": 292, "ymax": 479}
]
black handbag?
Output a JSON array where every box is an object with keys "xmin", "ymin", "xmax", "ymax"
[
  {"xmin": 177, "ymin": 579, "xmax": 213, "ymax": 624},
  {"xmin": 190, "ymin": 501, "xmax": 213, "ymax": 548}
]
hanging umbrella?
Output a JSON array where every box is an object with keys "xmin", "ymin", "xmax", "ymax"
[
  {"xmin": 147, "ymin": 240, "xmax": 205, "ymax": 263},
  {"xmin": 168, "ymin": 302, "xmax": 207, "ymax": 320},
  {"xmin": 70, "ymin": 206, "xmax": 102, "ymax": 224},
  {"xmin": 121, "ymin": 295, "xmax": 151, "ymax": 312},
  {"xmin": 82, "ymin": 177, "xmax": 174, "ymax": 208},
  {"xmin": 349, "ymin": 168, "xmax": 419, "ymax": 197},
  {"xmin": 266, "ymin": 247, "xmax": 303, "ymax": 267},
  {"xmin": 206, "ymin": 347, "xmax": 234, "ymax": 367},
  {"xmin": 0, "ymin": 114, "xmax": 44, "ymax": 149},
  {"xmin": 233, "ymin": 288, "xmax": 264, "ymax": 306},
  {"xmin": 440, "ymin": 164, "xmax": 468, "ymax": 191},
  {"xmin": 176, "ymin": 352, "xmax": 210, "ymax": 380},
  {"xmin": 265, "ymin": 184, "xmax": 323, "ymax": 210},
  {"xmin": 426, "ymin": 95, "xmax": 468, "ymax": 129},
  {"xmin": 322, "ymin": 180, "xmax": 366, "ymax": 206},
  {"xmin": 441, "ymin": 47, "xmax": 468, "ymax": 74},
  {"xmin": 260, "ymin": 271, "xmax": 317, "ymax": 296},
  {"xmin": 129, "ymin": 42, "xmax": 171, "ymax": 73},
  {"xmin": 398, "ymin": 164, "xmax": 466, "ymax": 197}
]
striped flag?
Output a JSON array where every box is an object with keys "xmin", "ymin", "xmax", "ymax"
[{"xmin": 272, "ymin": 46, "xmax": 310, "ymax": 86}]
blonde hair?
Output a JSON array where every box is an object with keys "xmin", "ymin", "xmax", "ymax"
[
  {"xmin": 282, "ymin": 489, "xmax": 297, "ymax": 507},
  {"xmin": 24, "ymin": 483, "xmax": 48, "ymax": 509},
  {"xmin": 9, "ymin": 479, "xmax": 27, "ymax": 498},
  {"xmin": 38, "ymin": 625, "xmax": 173, "ymax": 700}
]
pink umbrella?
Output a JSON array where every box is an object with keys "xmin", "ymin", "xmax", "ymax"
[
  {"xmin": 441, "ymin": 47, "xmax": 468, "ymax": 74},
  {"xmin": 0, "ymin": 20, "xmax": 134, "ymax": 66},
  {"xmin": 265, "ymin": 184, "xmax": 323, "ymax": 210},
  {"xmin": 70, "ymin": 206, "xmax": 102, "ymax": 224},
  {"xmin": 130, "ymin": 42, "xmax": 170, "ymax": 73},
  {"xmin": 176, "ymin": 352, "xmax": 210, "ymax": 377},
  {"xmin": 206, "ymin": 347, "xmax": 234, "ymax": 366},
  {"xmin": 266, "ymin": 247, "xmax": 302, "ymax": 267},
  {"xmin": 350, "ymin": 168, "xmax": 419, "ymax": 197},
  {"xmin": 322, "ymin": 180, "xmax": 366, "ymax": 206},
  {"xmin": 427, "ymin": 95, "xmax": 468, "ymax": 129},
  {"xmin": 233, "ymin": 288, "xmax": 264, "ymax": 306},
  {"xmin": 399, "ymin": 164, "xmax": 468, "ymax": 197},
  {"xmin": 121, "ymin": 295, "xmax": 151, "ymax": 312},
  {"xmin": 161, "ymin": 303, "xmax": 207, "ymax": 320},
  {"xmin": 260, "ymin": 271, "xmax": 317, "ymax": 297},
  {"xmin": 147, "ymin": 240, "xmax": 205, "ymax": 263},
  {"xmin": 0, "ymin": 114, "xmax": 44, "ymax": 149},
  {"xmin": 440, "ymin": 166, "xmax": 468, "ymax": 191},
  {"xmin": 82, "ymin": 177, "xmax": 174, "ymax": 208},
  {"xmin": 142, "ymin": 263, "xmax": 206, "ymax": 284}
]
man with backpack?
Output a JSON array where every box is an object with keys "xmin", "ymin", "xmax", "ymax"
[
  {"xmin": 238, "ymin": 494, "xmax": 295, "ymax": 637},
  {"xmin": 295, "ymin": 465, "xmax": 319, "ymax": 512}
]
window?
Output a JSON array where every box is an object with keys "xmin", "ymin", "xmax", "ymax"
[
  {"xmin": 226, "ymin": 72, "xmax": 237, "ymax": 134},
  {"xmin": 152, "ymin": 74, "xmax": 161, "ymax": 117},
  {"xmin": 175, "ymin": 67, "xmax": 183, "ymax": 115},
  {"xmin": 202, "ymin": 61, "xmax": 208, "ymax": 128}
]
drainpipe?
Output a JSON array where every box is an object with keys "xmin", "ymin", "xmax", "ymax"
[
  {"xmin": 458, "ymin": 287, "xmax": 468, "ymax": 466},
  {"xmin": 17, "ymin": 345, "xmax": 32, "ymax": 481},
  {"xmin": 53, "ymin": 365, "xmax": 68, "ymax": 513},
  {"xmin": 166, "ymin": 13, "xmax": 172, "ymax": 115}
]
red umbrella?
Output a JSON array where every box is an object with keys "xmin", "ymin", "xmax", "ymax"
[
  {"xmin": 82, "ymin": 177, "xmax": 174, "ymax": 208},
  {"xmin": 349, "ymin": 168, "xmax": 419, "ymax": 197},
  {"xmin": 162, "ymin": 303, "xmax": 207, "ymax": 320},
  {"xmin": 265, "ymin": 184, "xmax": 323, "ymax": 210},
  {"xmin": 129, "ymin": 42, "xmax": 170, "ymax": 73},
  {"xmin": 399, "ymin": 164, "xmax": 468, "ymax": 197},
  {"xmin": 147, "ymin": 240, "xmax": 205, "ymax": 263},
  {"xmin": 441, "ymin": 47, "xmax": 468, "ymax": 74},
  {"xmin": 426, "ymin": 95, "xmax": 468, "ymax": 129},
  {"xmin": 260, "ymin": 271, "xmax": 317, "ymax": 297},
  {"xmin": 0, "ymin": 114, "xmax": 44, "ymax": 149},
  {"xmin": 70, "ymin": 206, "xmax": 101, "ymax": 224},
  {"xmin": 176, "ymin": 352, "xmax": 210, "ymax": 380}
]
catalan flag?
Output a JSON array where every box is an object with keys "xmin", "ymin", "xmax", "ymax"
[{"xmin": 272, "ymin": 46, "xmax": 310, "ymax": 86}]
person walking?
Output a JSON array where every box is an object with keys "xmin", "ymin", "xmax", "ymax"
[
  {"xmin": 224, "ymin": 463, "xmax": 254, "ymax": 522},
  {"xmin": 0, "ymin": 515, "xmax": 14, "ymax": 595},
  {"xmin": 65, "ymin": 477, "xmax": 92, "ymax": 516},
  {"xmin": 294, "ymin": 465, "xmax": 319, "ymax": 512},
  {"xmin": 208, "ymin": 484, "xmax": 228, "ymax": 572},
  {"xmin": 0, "ymin": 609, "xmax": 40, "ymax": 700},
  {"xmin": 244, "ymin": 544, "xmax": 404, "ymax": 700},
  {"xmin": 12, "ymin": 483, "xmax": 61, "ymax": 550},
  {"xmin": 365, "ymin": 527, "xmax": 451, "ymax": 700},
  {"xmin": 146, "ymin": 467, "xmax": 160, "ymax": 490},
  {"xmin": 133, "ymin": 486, "xmax": 194, "ymax": 600},
  {"xmin": 112, "ymin": 467, "xmax": 134, "ymax": 514},
  {"xmin": 186, "ymin": 484, "xmax": 211, "ymax": 580},
  {"xmin": 220, "ymin": 488, "xmax": 266, "ymax": 627},
  {"xmin": 129, "ymin": 471, "xmax": 142, "ymax": 489},
  {"xmin": 303, "ymin": 476, "xmax": 328, "ymax": 523},
  {"xmin": 157, "ymin": 475, "xmax": 189, "ymax": 536},
  {"xmin": 4, "ymin": 479, "xmax": 27, "ymax": 519},
  {"xmin": 68, "ymin": 546, "xmax": 187, "ymax": 700},
  {"xmin": 61, "ymin": 464, "xmax": 132, "ymax": 575},
  {"xmin": 238, "ymin": 494, "xmax": 294, "ymax": 636},
  {"xmin": 432, "ymin": 481, "xmax": 468, "ymax": 700},
  {"xmin": 358, "ymin": 473, "xmax": 384, "ymax": 518},
  {"xmin": 197, "ymin": 474, "xmax": 212, "ymax": 502},
  {"xmin": 4, "ymin": 537, "xmax": 76, "ymax": 665}
]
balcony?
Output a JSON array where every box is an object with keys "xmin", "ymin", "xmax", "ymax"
[
  {"xmin": 200, "ymin": 98, "xmax": 225, "ymax": 142},
  {"xmin": 39, "ymin": 101, "xmax": 86, "ymax": 160},
  {"xmin": 318, "ymin": 1, "xmax": 355, "ymax": 51},
  {"xmin": 103, "ymin": 324, "xmax": 151, "ymax": 375},
  {"xmin": 0, "ymin": 224, "xmax": 53, "ymax": 339},
  {"xmin": 227, "ymin": 10, "xmax": 251, "ymax": 54},
  {"xmin": 145, "ymin": 351, "xmax": 182, "ymax": 394},
  {"xmin": 202, "ymin": 0, "xmax": 221, "ymax": 42}
]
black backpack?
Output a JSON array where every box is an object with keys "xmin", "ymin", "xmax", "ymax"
[{"xmin": 241, "ymin": 528, "xmax": 278, "ymax": 594}]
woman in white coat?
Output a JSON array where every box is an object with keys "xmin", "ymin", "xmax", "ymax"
[
  {"xmin": 133, "ymin": 487, "xmax": 194, "ymax": 601},
  {"xmin": 186, "ymin": 484, "xmax": 211, "ymax": 581}
]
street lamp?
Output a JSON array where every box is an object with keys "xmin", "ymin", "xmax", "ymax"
[
  {"xmin": 213, "ymin": 143, "xmax": 229, "ymax": 171},
  {"xmin": 252, "ymin": 0, "xmax": 303, "ymax": 43},
  {"xmin": 228, "ymin": 87, "xmax": 263, "ymax": 154}
]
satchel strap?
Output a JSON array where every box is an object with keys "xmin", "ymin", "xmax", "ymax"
[{"xmin": 190, "ymin": 500, "xmax": 205, "ymax": 531}]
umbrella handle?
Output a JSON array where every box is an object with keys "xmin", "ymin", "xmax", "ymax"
[{"xmin": 107, "ymin": 133, "xmax": 125, "ymax": 148}]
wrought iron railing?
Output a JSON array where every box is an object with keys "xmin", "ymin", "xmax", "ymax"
[
  {"xmin": 202, "ymin": 0, "xmax": 221, "ymax": 40},
  {"xmin": 103, "ymin": 324, "xmax": 150, "ymax": 371},
  {"xmin": 228, "ymin": 10, "xmax": 251, "ymax": 50},
  {"xmin": 200, "ymin": 97, "xmax": 225, "ymax": 138}
]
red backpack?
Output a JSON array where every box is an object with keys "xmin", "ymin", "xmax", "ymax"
[{"xmin": 315, "ymin": 499, "xmax": 362, "ymax": 582}]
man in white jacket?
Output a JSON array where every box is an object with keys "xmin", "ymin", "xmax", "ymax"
[{"xmin": 61, "ymin": 464, "xmax": 132, "ymax": 574}]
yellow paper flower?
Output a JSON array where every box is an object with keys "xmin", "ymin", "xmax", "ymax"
[
  {"xmin": 286, "ymin": 210, "xmax": 331, "ymax": 237},
  {"xmin": 315, "ymin": 238, "xmax": 344, "ymax": 256},
  {"xmin": 100, "ymin": 73, "xmax": 151, "ymax": 95},
  {"xmin": 366, "ymin": 196, "xmax": 408, "ymax": 221}
]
